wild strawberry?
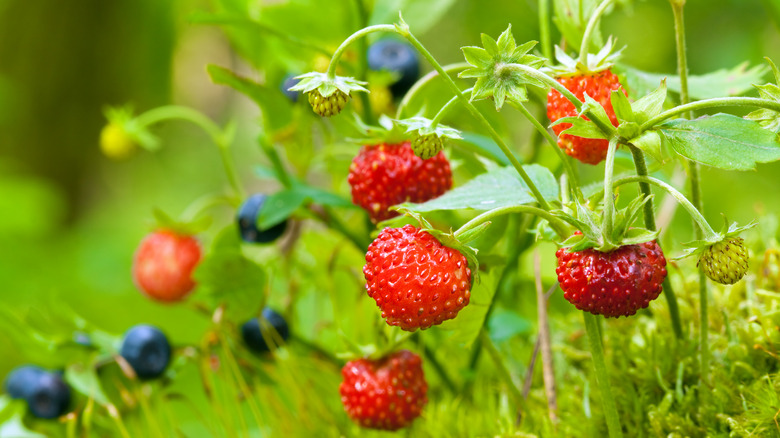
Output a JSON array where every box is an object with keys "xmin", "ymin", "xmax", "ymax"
[
  {"xmin": 340, "ymin": 350, "xmax": 427, "ymax": 430},
  {"xmin": 364, "ymin": 225, "xmax": 471, "ymax": 331},
  {"xmin": 348, "ymin": 142, "xmax": 452, "ymax": 223},
  {"xmin": 411, "ymin": 133, "xmax": 443, "ymax": 160},
  {"xmin": 132, "ymin": 230, "xmax": 201, "ymax": 303},
  {"xmin": 100, "ymin": 121, "xmax": 137, "ymax": 160},
  {"xmin": 307, "ymin": 89, "xmax": 348, "ymax": 117},
  {"xmin": 547, "ymin": 70, "xmax": 626, "ymax": 165},
  {"xmin": 555, "ymin": 239, "xmax": 667, "ymax": 318},
  {"xmin": 698, "ymin": 237, "xmax": 749, "ymax": 285}
]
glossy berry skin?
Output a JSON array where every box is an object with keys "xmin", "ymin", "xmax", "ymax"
[
  {"xmin": 348, "ymin": 142, "xmax": 452, "ymax": 223},
  {"xmin": 280, "ymin": 74, "xmax": 300, "ymax": 103},
  {"xmin": 5, "ymin": 366, "xmax": 71, "ymax": 419},
  {"xmin": 308, "ymin": 89, "xmax": 348, "ymax": 117},
  {"xmin": 364, "ymin": 225, "xmax": 472, "ymax": 331},
  {"xmin": 241, "ymin": 308, "xmax": 290, "ymax": 354},
  {"xmin": 120, "ymin": 325, "xmax": 172, "ymax": 380},
  {"xmin": 340, "ymin": 350, "xmax": 427, "ymax": 430},
  {"xmin": 367, "ymin": 39, "xmax": 420, "ymax": 98},
  {"xmin": 556, "ymin": 240, "xmax": 667, "ymax": 317},
  {"xmin": 699, "ymin": 237, "xmax": 749, "ymax": 285},
  {"xmin": 5, "ymin": 365, "xmax": 45, "ymax": 399},
  {"xmin": 547, "ymin": 70, "xmax": 626, "ymax": 165},
  {"xmin": 27, "ymin": 372, "xmax": 72, "ymax": 419},
  {"xmin": 133, "ymin": 230, "xmax": 201, "ymax": 303},
  {"xmin": 236, "ymin": 194, "xmax": 287, "ymax": 244}
]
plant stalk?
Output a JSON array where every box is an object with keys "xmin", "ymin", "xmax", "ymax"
[
  {"xmin": 538, "ymin": 0, "xmax": 553, "ymax": 60},
  {"xmin": 396, "ymin": 63, "xmax": 470, "ymax": 118},
  {"xmin": 579, "ymin": 0, "xmax": 614, "ymax": 65},
  {"xmin": 453, "ymin": 205, "xmax": 569, "ymax": 239},
  {"xmin": 638, "ymin": 97, "xmax": 780, "ymax": 131},
  {"xmin": 583, "ymin": 313, "xmax": 623, "ymax": 438},
  {"xmin": 327, "ymin": 25, "xmax": 397, "ymax": 78}
]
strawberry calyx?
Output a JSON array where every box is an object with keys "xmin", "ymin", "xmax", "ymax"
[
  {"xmin": 151, "ymin": 208, "xmax": 211, "ymax": 237},
  {"xmin": 288, "ymin": 72, "xmax": 367, "ymax": 99},
  {"xmin": 459, "ymin": 25, "xmax": 546, "ymax": 110},
  {"xmin": 553, "ymin": 195, "xmax": 658, "ymax": 253},
  {"xmin": 746, "ymin": 57, "xmax": 780, "ymax": 134},
  {"xmin": 545, "ymin": 37, "xmax": 624, "ymax": 78},
  {"xmin": 395, "ymin": 116, "xmax": 462, "ymax": 159},
  {"xmin": 102, "ymin": 105, "xmax": 161, "ymax": 152},
  {"xmin": 675, "ymin": 217, "xmax": 756, "ymax": 261}
]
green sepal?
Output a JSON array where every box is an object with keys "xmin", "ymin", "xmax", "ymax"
[
  {"xmin": 103, "ymin": 105, "xmax": 161, "ymax": 151},
  {"xmin": 459, "ymin": 25, "xmax": 546, "ymax": 110},
  {"xmin": 395, "ymin": 116, "xmax": 463, "ymax": 140},
  {"xmin": 745, "ymin": 58, "xmax": 780, "ymax": 134},
  {"xmin": 345, "ymin": 114, "xmax": 409, "ymax": 145},
  {"xmin": 546, "ymin": 37, "xmax": 625, "ymax": 76},
  {"xmin": 674, "ymin": 217, "xmax": 758, "ymax": 260},
  {"xmin": 631, "ymin": 80, "xmax": 667, "ymax": 125},
  {"xmin": 151, "ymin": 208, "xmax": 211, "ymax": 235},
  {"xmin": 288, "ymin": 72, "xmax": 368, "ymax": 98},
  {"xmin": 550, "ymin": 116, "xmax": 609, "ymax": 140}
]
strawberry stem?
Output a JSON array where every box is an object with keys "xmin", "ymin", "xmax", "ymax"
[
  {"xmin": 132, "ymin": 105, "xmax": 245, "ymax": 201},
  {"xmin": 326, "ymin": 25, "xmax": 397, "ymax": 79},
  {"xmin": 626, "ymin": 145, "xmax": 685, "ymax": 340},
  {"xmin": 453, "ymin": 205, "xmax": 570, "ymax": 240},
  {"xmin": 396, "ymin": 63, "xmax": 470, "ymax": 119},
  {"xmin": 510, "ymin": 101, "xmax": 585, "ymax": 203},
  {"xmin": 578, "ymin": 0, "xmax": 614, "ymax": 67},
  {"xmin": 638, "ymin": 97, "xmax": 780, "ymax": 132},
  {"xmin": 538, "ymin": 0, "xmax": 553, "ymax": 60},
  {"xmin": 431, "ymin": 94, "xmax": 463, "ymax": 127},
  {"xmin": 583, "ymin": 313, "xmax": 623, "ymax": 438},
  {"xmin": 611, "ymin": 175, "xmax": 718, "ymax": 239},
  {"xmin": 601, "ymin": 138, "xmax": 619, "ymax": 249}
]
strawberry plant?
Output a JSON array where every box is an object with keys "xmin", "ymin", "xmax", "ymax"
[{"xmin": 3, "ymin": 0, "xmax": 780, "ymax": 436}]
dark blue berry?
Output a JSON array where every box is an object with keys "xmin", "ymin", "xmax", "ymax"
[
  {"xmin": 241, "ymin": 308, "xmax": 290, "ymax": 354},
  {"xmin": 281, "ymin": 74, "xmax": 300, "ymax": 103},
  {"xmin": 367, "ymin": 39, "xmax": 420, "ymax": 98},
  {"xmin": 5, "ymin": 365, "xmax": 45, "ymax": 399},
  {"xmin": 120, "ymin": 325, "xmax": 172, "ymax": 380},
  {"xmin": 236, "ymin": 194, "xmax": 287, "ymax": 244},
  {"xmin": 26, "ymin": 372, "xmax": 71, "ymax": 419}
]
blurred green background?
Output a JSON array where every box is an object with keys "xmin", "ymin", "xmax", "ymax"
[{"xmin": 0, "ymin": 0, "xmax": 779, "ymax": 434}]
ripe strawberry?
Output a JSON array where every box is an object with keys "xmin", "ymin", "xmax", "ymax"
[
  {"xmin": 340, "ymin": 350, "xmax": 427, "ymax": 430},
  {"xmin": 698, "ymin": 237, "xmax": 749, "ymax": 285},
  {"xmin": 307, "ymin": 89, "xmax": 348, "ymax": 117},
  {"xmin": 132, "ymin": 230, "xmax": 201, "ymax": 303},
  {"xmin": 364, "ymin": 225, "xmax": 471, "ymax": 331},
  {"xmin": 411, "ymin": 133, "xmax": 443, "ymax": 160},
  {"xmin": 547, "ymin": 70, "xmax": 626, "ymax": 165},
  {"xmin": 348, "ymin": 142, "xmax": 452, "ymax": 223},
  {"xmin": 555, "ymin": 238, "xmax": 667, "ymax": 317}
]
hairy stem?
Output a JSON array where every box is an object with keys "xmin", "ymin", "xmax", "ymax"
[
  {"xmin": 638, "ymin": 97, "xmax": 780, "ymax": 131},
  {"xmin": 627, "ymin": 145, "xmax": 684, "ymax": 340},
  {"xmin": 538, "ymin": 0, "xmax": 553, "ymax": 60},
  {"xmin": 396, "ymin": 63, "xmax": 470, "ymax": 118},
  {"xmin": 327, "ymin": 25, "xmax": 397, "ymax": 79},
  {"xmin": 583, "ymin": 313, "xmax": 623, "ymax": 438},
  {"xmin": 601, "ymin": 139, "xmax": 619, "ymax": 247},
  {"xmin": 453, "ymin": 205, "xmax": 569, "ymax": 239},
  {"xmin": 430, "ymin": 95, "xmax": 461, "ymax": 126},
  {"xmin": 579, "ymin": 0, "xmax": 614, "ymax": 65}
]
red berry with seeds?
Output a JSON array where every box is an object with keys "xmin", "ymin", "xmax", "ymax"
[
  {"xmin": 555, "ymin": 239, "xmax": 667, "ymax": 317},
  {"xmin": 363, "ymin": 224, "xmax": 471, "ymax": 331},
  {"xmin": 339, "ymin": 350, "xmax": 428, "ymax": 430},
  {"xmin": 348, "ymin": 142, "xmax": 452, "ymax": 223},
  {"xmin": 132, "ymin": 230, "xmax": 201, "ymax": 303},
  {"xmin": 547, "ymin": 70, "xmax": 626, "ymax": 165}
]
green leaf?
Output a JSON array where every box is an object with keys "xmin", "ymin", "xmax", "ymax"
[
  {"xmin": 656, "ymin": 114, "xmax": 780, "ymax": 171},
  {"xmin": 620, "ymin": 63, "xmax": 769, "ymax": 100},
  {"xmin": 292, "ymin": 183, "xmax": 354, "ymax": 208},
  {"xmin": 552, "ymin": 0, "xmax": 602, "ymax": 51},
  {"xmin": 631, "ymin": 80, "xmax": 667, "ymax": 125},
  {"xmin": 438, "ymin": 264, "xmax": 503, "ymax": 347},
  {"xmin": 455, "ymin": 132, "xmax": 511, "ymax": 165},
  {"xmin": 610, "ymin": 89, "xmax": 634, "ymax": 123},
  {"xmin": 401, "ymin": 165, "xmax": 558, "ymax": 212},
  {"xmin": 65, "ymin": 364, "xmax": 110, "ymax": 406},
  {"xmin": 551, "ymin": 116, "xmax": 609, "ymax": 140},
  {"xmin": 207, "ymin": 65, "xmax": 292, "ymax": 132},
  {"xmin": 0, "ymin": 398, "xmax": 47, "ymax": 438},
  {"xmin": 256, "ymin": 189, "xmax": 307, "ymax": 230},
  {"xmin": 487, "ymin": 309, "xmax": 532, "ymax": 343}
]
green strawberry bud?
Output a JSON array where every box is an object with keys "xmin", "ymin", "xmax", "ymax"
[
  {"xmin": 698, "ymin": 237, "xmax": 749, "ymax": 285},
  {"xmin": 307, "ymin": 89, "xmax": 349, "ymax": 117},
  {"xmin": 411, "ymin": 133, "xmax": 443, "ymax": 160}
]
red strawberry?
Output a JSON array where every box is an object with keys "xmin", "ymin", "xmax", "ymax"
[
  {"xmin": 547, "ymin": 70, "xmax": 626, "ymax": 165},
  {"xmin": 348, "ymin": 142, "xmax": 452, "ymax": 223},
  {"xmin": 340, "ymin": 350, "xmax": 428, "ymax": 430},
  {"xmin": 132, "ymin": 230, "xmax": 201, "ymax": 303},
  {"xmin": 555, "ymin": 237, "xmax": 667, "ymax": 317},
  {"xmin": 363, "ymin": 225, "xmax": 471, "ymax": 331}
]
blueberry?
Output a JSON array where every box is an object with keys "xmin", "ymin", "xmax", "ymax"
[
  {"xmin": 236, "ymin": 194, "xmax": 287, "ymax": 244},
  {"xmin": 280, "ymin": 74, "xmax": 300, "ymax": 103},
  {"xmin": 241, "ymin": 308, "xmax": 290, "ymax": 354},
  {"xmin": 367, "ymin": 39, "xmax": 420, "ymax": 98},
  {"xmin": 120, "ymin": 325, "xmax": 172, "ymax": 380},
  {"xmin": 5, "ymin": 365, "xmax": 45, "ymax": 399},
  {"xmin": 26, "ymin": 372, "xmax": 71, "ymax": 419}
]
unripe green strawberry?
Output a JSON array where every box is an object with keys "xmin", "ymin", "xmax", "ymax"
[
  {"xmin": 698, "ymin": 237, "xmax": 749, "ymax": 285},
  {"xmin": 411, "ymin": 133, "xmax": 443, "ymax": 160},
  {"xmin": 307, "ymin": 89, "xmax": 348, "ymax": 117}
]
